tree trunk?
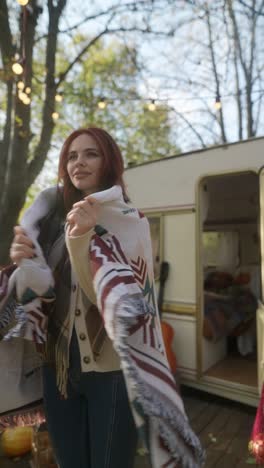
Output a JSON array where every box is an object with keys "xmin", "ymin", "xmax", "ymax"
[{"xmin": 0, "ymin": 185, "xmax": 27, "ymax": 266}]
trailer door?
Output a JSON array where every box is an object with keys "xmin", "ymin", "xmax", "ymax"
[{"xmin": 257, "ymin": 168, "xmax": 264, "ymax": 394}]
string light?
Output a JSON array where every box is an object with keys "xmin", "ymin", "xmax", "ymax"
[
  {"xmin": 18, "ymin": 91, "xmax": 30, "ymax": 105},
  {"xmin": 46, "ymin": 88, "xmax": 264, "ymax": 117},
  {"xmin": 97, "ymin": 98, "xmax": 106, "ymax": 109},
  {"xmin": 22, "ymin": 85, "xmax": 263, "ymax": 127},
  {"xmin": 16, "ymin": 0, "xmax": 29, "ymax": 5},
  {"xmin": 23, "ymin": 96, "xmax": 31, "ymax": 105},
  {"xmin": 17, "ymin": 81, "xmax": 25, "ymax": 90},
  {"xmin": 12, "ymin": 62, "xmax": 24, "ymax": 75},
  {"xmin": 25, "ymin": 87, "xmax": 31, "ymax": 94},
  {"xmin": 55, "ymin": 93, "xmax": 63, "ymax": 102},
  {"xmin": 18, "ymin": 91, "xmax": 27, "ymax": 101},
  {"xmin": 148, "ymin": 99, "xmax": 156, "ymax": 111},
  {"xmin": 214, "ymin": 94, "xmax": 222, "ymax": 110}
]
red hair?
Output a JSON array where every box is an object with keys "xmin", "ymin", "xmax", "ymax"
[{"xmin": 58, "ymin": 127, "xmax": 129, "ymax": 211}]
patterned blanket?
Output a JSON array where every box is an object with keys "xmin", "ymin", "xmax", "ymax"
[{"xmin": 0, "ymin": 185, "xmax": 204, "ymax": 467}]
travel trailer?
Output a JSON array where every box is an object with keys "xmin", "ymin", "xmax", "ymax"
[{"xmin": 125, "ymin": 136, "xmax": 264, "ymax": 406}]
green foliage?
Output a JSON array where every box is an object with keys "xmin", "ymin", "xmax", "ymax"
[{"xmin": 52, "ymin": 37, "xmax": 180, "ymax": 165}]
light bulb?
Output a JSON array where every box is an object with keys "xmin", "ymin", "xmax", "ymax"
[
  {"xmin": 23, "ymin": 96, "xmax": 31, "ymax": 105},
  {"xmin": 17, "ymin": 0, "xmax": 29, "ymax": 5},
  {"xmin": 52, "ymin": 112, "xmax": 59, "ymax": 120},
  {"xmin": 12, "ymin": 62, "xmax": 24, "ymax": 75},
  {"xmin": 55, "ymin": 93, "xmax": 63, "ymax": 102},
  {"xmin": 18, "ymin": 91, "xmax": 27, "ymax": 101},
  {"xmin": 148, "ymin": 100, "xmax": 156, "ymax": 111},
  {"xmin": 214, "ymin": 96, "xmax": 222, "ymax": 110},
  {"xmin": 17, "ymin": 81, "xmax": 25, "ymax": 90},
  {"xmin": 98, "ymin": 98, "xmax": 106, "ymax": 109}
]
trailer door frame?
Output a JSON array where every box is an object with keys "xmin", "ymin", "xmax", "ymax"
[{"xmin": 257, "ymin": 167, "xmax": 264, "ymax": 394}]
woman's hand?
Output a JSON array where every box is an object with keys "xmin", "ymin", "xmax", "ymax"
[
  {"xmin": 10, "ymin": 226, "xmax": 35, "ymax": 266},
  {"xmin": 66, "ymin": 197, "xmax": 100, "ymax": 237}
]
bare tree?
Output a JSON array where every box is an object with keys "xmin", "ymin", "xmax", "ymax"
[{"xmin": 147, "ymin": 0, "xmax": 264, "ymax": 149}]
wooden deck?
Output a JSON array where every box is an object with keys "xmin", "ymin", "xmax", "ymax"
[
  {"xmin": 135, "ymin": 386, "xmax": 258, "ymax": 468},
  {"xmin": 181, "ymin": 387, "xmax": 257, "ymax": 468},
  {"xmin": 0, "ymin": 387, "xmax": 259, "ymax": 467}
]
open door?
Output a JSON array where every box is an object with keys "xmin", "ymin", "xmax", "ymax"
[
  {"xmin": 257, "ymin": 168, "xmax": 264, "ymax": 394},
  {"xmin": 199, "ymin": 171, "xmax": 260, "ymax": 397}
]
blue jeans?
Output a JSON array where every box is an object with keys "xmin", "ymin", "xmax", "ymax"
[{"xmin": 42, "ymin": 331, "xmax": 137, "ymax": 468}]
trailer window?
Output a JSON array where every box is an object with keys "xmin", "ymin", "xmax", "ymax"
[{"xmin": 203, "ymin": 231, "xmax": 239, "ymax": 269}]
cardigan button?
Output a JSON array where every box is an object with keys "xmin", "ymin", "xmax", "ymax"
[
  {"xmin": 75, "ymin": 309, "xmax": 81, "ymax": 316},
  {"xmin": 79, "ymin": 333, "xmax": 86, "ymax": 341},
  {"xmin": 83, "ymin": 356, "xmax": 91, "ymax": 364}
]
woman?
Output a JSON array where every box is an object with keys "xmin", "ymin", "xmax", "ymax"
[{"xmin": 6, "ymin": 128, "xmax": 204, "ymax": 468}]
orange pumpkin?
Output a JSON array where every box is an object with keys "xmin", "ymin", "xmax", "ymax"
[{"xmin": 1, "ymin": 426, "xmax": 33, "ymax": 457}]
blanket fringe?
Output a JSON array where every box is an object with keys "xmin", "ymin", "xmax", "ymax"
[{"xmin": 113, "ymin": 313, "xmax": 205, "ymax": 468}]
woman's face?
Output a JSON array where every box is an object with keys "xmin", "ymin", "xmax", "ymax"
[{"xmin": 66, "ymin": 133, "xmax": 103, "ymax": 196}]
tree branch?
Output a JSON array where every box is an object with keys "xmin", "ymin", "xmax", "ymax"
[
  {"xmin": 56, "ymin": 21, "xmax": 174, "ymax": 88},
  {"xmin": 224, "ymin": 8, "xmax": 243, "ymax": 139},
  {"xmin": 56, "ymin": 29, "xmax": 107, "ymax": 87},
  {"xmin": 35, "ymin": 0, "xmax": 180, "ymax": 45},
  {"xmin": 59, "ymin": 0, "xmax": 152, "ymax": 34},
  {"xmin": 237, "ymin": 0, "xmax": 264, "ymax": 15},
  {"xmin": 27, "ymin": 0, "xmax": 67, "ymax": 185},
  {"xmin": 0, "ymin": 0, "xmax": 14, "ymax": 62},
  {"xmin": 170, "ymin": 107, "xmax": 207, "ymax": 148},
  {"xmin": 206, "ymin": 6, "xmax": 227, "ymax": 143}
]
